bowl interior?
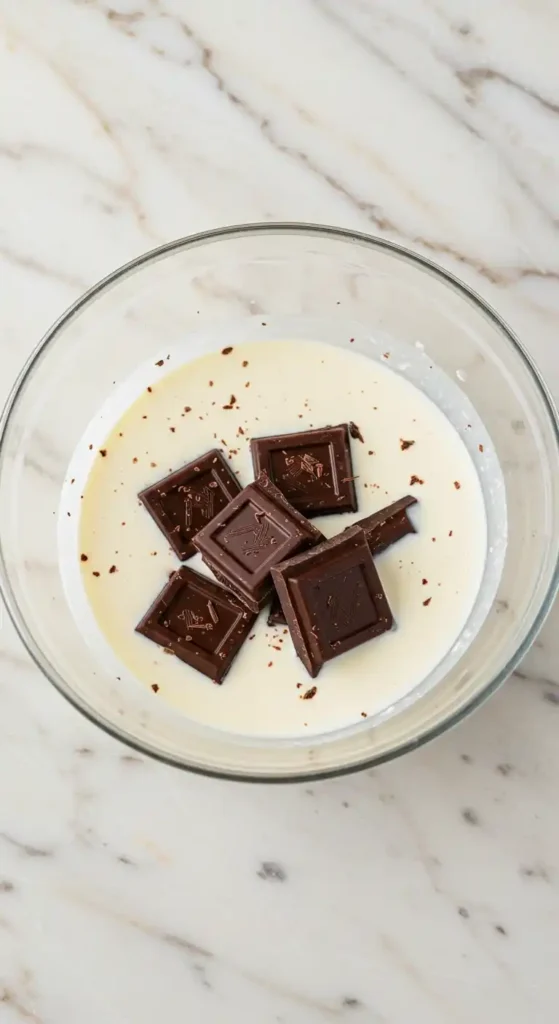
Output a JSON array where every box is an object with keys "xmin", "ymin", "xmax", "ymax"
[{"xmin": 1, "ymin": 225, "xmax": 558, "ymax": 780}]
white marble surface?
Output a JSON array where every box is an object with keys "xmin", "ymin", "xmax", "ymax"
[{"xmin": 1, "ymin": 1, "xmax": 559, "ymax": 1020}]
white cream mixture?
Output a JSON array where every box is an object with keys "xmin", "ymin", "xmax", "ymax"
[{"xmin": 63, "ymin": 339, "xmax": 490, "ymax": 738}]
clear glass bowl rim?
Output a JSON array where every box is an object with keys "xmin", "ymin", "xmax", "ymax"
[{"xmin": 1, "ymin": 221, "xmax": 558, "ymax": 783}]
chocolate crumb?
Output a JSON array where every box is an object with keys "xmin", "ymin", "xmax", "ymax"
[
  {"xmin": 400, "ymin": 439, "xmax": 415, "ymax": 451},
  {"xmin": 368, "ymin": 450, "xmax": 374, "ymax": 455},
  {"xmin": 296, "ymin": 683, "xmax": 303, "ymax": 689},
  {"xmin": 349, "ymin": 421, "xmax": 364, "ymax": 443},
  {"xmin": 70, "ymin": 478, "xmax": 75, "ymax": 484},
  {"xmin": 423, "ymin": 597, "xmax": 432, "ymax": 606},
  {"xmin": 132, "ymin": 457, "xmax": 138, "ymax": 464},
  {"xmin": 268, "ymin": 661, "xmax": 273, "ymax": 668},
  {"xmin": 150, "ymin": 462, "xmax": 156, "ymax": 468},
  {"xmin": 245, "ymin": 381, "xmax": 250, "ymax": 388},
  {"xmin": 422, "ymin": 578, "xmax": 428, "ymax": 585},
  {"xmin": 349, "ymin": 337, "xmax": 355, "ymax": 343},
  {"xmin": 478, "ymin": 444, "xmax": 484, "ymax": 452},
  {"xmin": 169, "ymin": 427, "xmax": 176, "ymax": 433},
  {"xmin": 410, "ymin": 474, "xmax": 424, "ymax": 486},
  {"xmin": 80, "ymin": 554, "xmax": 88, "ymax": 562},
  {"xmin": 88, "ymin": 444, "xmax": 93, "ymax": 450},
  {"xmin": 242, "ymin": 360, "xmax": 248, "ymax": 367},
  {"xmin": 361, "ymin": 711, "xmax": 367, "ymax": 718},
  {"xmin": 302, "ymin": 686, "xmax": 317, "ymax": 700},
  {"xmin": 209, "ymin": 380, "xmax": 214, "ymax": 387},
  {"xmin": 151, "ymin": 683, "xmax": 160, "ymax": 693},
  {"xmin": 155, "ymin": 359, "xmax": 164, "ymax": 367},
  {"xmin": 147, "ymin": 387, "xmax": 152, "ymax": 393},
  {"xmin": 238, "ymin": 426, "xmax": 245, "ymax": 435},
  {"xmin": 92, "ymin": 571, "xmax": 100, "ymax": 577},
  {"xmin": 109, "ymin": 565, "xmax": 117, "ymax": 574},
  {"xmin": 383, "ymin": 351, "xmax": 390, "ymax": 359},
  {"xmin": 454, "ymin": 480, "xmax": 461, "ymax": 490},
  {"xmin": 449, "ymin": 530, "xmax": 453, "ymax": 537},
  {"xmin": 184, "ymin": 406, "xmax": 191, "ymax": 413},
  {"xmin": 222, "ymin": 346, "xmax": 233, "ymax": 355}
]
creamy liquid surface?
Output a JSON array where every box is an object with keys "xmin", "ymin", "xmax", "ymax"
[{"xmin": 66, "ymin": 339, "xmax": 488, "ymax": 738}]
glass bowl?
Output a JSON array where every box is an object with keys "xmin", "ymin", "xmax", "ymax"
[{"xmin": 0, "ymin": 223, "xmax": 558, "ymax": 782}]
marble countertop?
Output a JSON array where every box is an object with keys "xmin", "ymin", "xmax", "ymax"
[{"xmin": 1, "ymin": 2, "xmax": 559, "ymax": 1021}]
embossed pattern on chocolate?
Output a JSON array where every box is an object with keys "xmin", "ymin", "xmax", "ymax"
[
  {"xmin": 139, "ymin": 449, "xmax": 241, "ymax": 560},
  {"xmin": 136, "ymin": 566, "xmax": 256, "ymax": 683},
  {"xmin": 193, "ymin": 472, "xmax": 323, "ymax": 612}
]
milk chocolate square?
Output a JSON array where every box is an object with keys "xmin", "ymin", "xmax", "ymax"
[
  {"xmin": 271, "ymin": 526, "xmax": 393, "ymax": 677},
  {"xmin": 193, "ymin": 472, "xmax": 323, "ymax": 612},
  {"xmin": 251, "ymin": 425, "xmax": 358, "ymax": 516},
  {"xmin": 136, "ymin": 566, "xmax": 256, "ymax": 683},
  {"xmin": 139, "ymin": 449, "xmax": 241, "ymax": 561}
]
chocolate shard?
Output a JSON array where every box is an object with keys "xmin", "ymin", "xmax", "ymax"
[
  {"xmin": 136, "ymin": 566, "xmax": 256, "ymax": 683},
  {"xmin": 271, "ymin": 526, "xmax": 394, "ymax": 678},
  {"xmin": 250, "ymin": 424, "xmax": 358, "ymax": 516},
  {"xmin": 354, "ymin": 495, "xmax": 418, "ymax": 554},
  {"xmin": 267, "ymin": 592, "xmax": 286, "ymax": 628},
  {"xmin": 193, "ymin": 472, "xmax": 323, "ymax": 612},
  {"xmin": 139, "ymin": 449, "xmax": 241, "ymax": 561}
]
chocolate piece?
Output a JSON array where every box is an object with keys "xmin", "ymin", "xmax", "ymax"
[
  {"xmin": 271, "ymin": 526, "xmax": 393, "ymax": 678},
  {"xmin": 354, "ymin": 496, "xmax": 418, "ymax": 555},
  {"xmin": 194, "ymin": 472, "xmax": 323, "ymax": 612},
  {"xmin": 139, "ymin": 449, "xmax": 241, "ymax": 560},
  {"xmin": 251, "ymin": 425, "xmax": 358, "ymax": 516},
  {"xmin": 136, "ymin": 566, "xmax": 256, "ymax": 683}
]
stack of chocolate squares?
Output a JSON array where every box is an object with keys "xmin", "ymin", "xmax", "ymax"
[{"xmin": 136, "ymin": 425, "xmax": 417, "ymax": 683}]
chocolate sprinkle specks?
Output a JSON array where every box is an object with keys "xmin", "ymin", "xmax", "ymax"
[{"xmin": 400, "ymin": 439, "xmax": 415, "ymax": 451}]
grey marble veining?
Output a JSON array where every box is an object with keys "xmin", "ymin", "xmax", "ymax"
[{"xmin": 0, "ymin": 1, "xmax": 558, "ymax": 1020}]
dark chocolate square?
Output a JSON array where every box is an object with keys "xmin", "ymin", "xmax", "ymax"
[
  {"xmin": 136, "ymin": 566, "xmax": 256, "ymax": 683},
  {"xmin": 354, "ymin": 495, "xmax": 418, "ymax": 555},
  {"xmin": 251, "ymin": 425, "xmax": 358, "ymax": 516},
  {"xmin": 271, "ymin": 526, "xmax": 393, "ymax": 677},
  {"xmin": 139, "ymin": 449, "xmax": 241, "ymax": 560},
  {"xmin": 193, "ymin": 472, "xmax": 323, "ymax": 612}
]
